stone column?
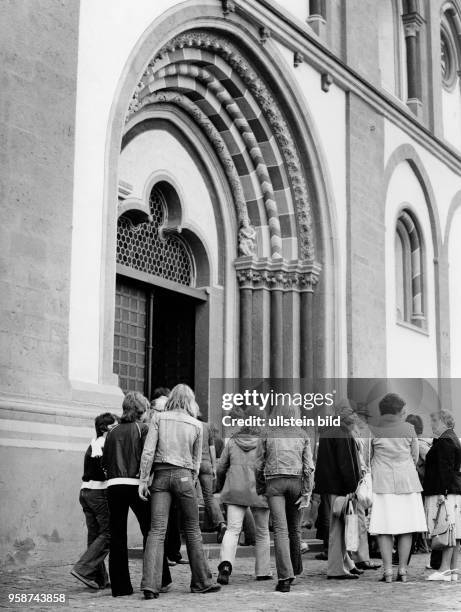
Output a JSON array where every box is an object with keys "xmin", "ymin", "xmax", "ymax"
[
  {"xmin": 237, "ymin": 269, "xmax": 254, "ymax": 380},
  {"xmin": 308, "ymin": 0, "xmax": 326, "ymax": 37},
  {"xmin": 270, "ymin": 270, "xmax": 285, "ymax": 379},
  {"xmin": 299, "ymin": 263, "xmax": 321, "ymax": 383},
  {"xmin": 403, "ymin": 13, "xmax": 424, "ymax": 118}
]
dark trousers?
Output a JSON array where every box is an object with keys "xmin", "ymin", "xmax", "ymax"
[
  {"xmin": 198, "ymin": 461, "xmax": 225, "ymax": 528},
  {"xmin": 141, "ymin": 468, "xmax": 212, "ymax": 594},
  {"xmin": 107, "ymin": 484, "xmax": 171, "ymax": 597},
  {"xmin": 266, "ymin": 476, "xmax": 303, "ymax": 581},
  {"xmin": 73, "ymin": 489, "xmax": 110, "ymax": 586},
  {"xmin": 316, "ymin": 494, "xmax": 331, "ymax": 552}
]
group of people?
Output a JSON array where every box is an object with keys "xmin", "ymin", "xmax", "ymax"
[{"xmin": 70, "ymin": 385, "xmax": 461, "ymax": 599}]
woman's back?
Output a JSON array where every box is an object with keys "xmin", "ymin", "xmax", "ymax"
[{"xmin": 369, "ymin": 418, "xmax": 421, "ymax": 494}]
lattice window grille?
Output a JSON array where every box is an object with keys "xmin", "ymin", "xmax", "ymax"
[{"xmin": 117, "ymin": 188, "xmax": 194, "ymax": 286}]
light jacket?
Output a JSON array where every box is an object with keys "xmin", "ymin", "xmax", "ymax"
[
  {"xmin": 139, "ymin": 409, "xmax": 203, "ymax": 483},
  {"xmin": 216, "ymin": 433, "xmax": 268, "ymax": 508},
  {"xmin": 364, "ymin": 414, "xmax": 422, "ymax": 494},
  {"xmin": 254, "ymin": 428, "xmax": 314, "ymax": 495}
]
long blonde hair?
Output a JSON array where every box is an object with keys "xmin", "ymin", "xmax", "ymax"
[{"xmin": 165, "ymin": 384, "xmax": 196, "ymax": 417}]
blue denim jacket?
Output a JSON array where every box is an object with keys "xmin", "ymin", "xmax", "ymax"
[
  {"xmin": 254, "ymin": 430, "xmax": 314, "ymax": 494},
  {"xmin": 139, "ymin": 410, "xmax": 203, "ymax": 483}
]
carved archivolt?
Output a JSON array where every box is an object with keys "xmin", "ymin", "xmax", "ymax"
[
  {"xmin": 138, "ymin": 90, "xmax": 256, "ymax": 257},
  {"xmin": 146, "ymin": 63, "xmax": 283, "ymax": 258},
  {"xmin": 127, "ymin": 29, "xmax": 315, "ymax": 261}
]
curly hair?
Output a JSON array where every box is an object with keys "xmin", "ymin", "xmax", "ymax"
[{"xmin": 434, "ymin": 409, "xmax": 455, "ymax": 430}]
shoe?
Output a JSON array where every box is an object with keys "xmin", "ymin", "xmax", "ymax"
[
  {"xmin": 355, "ymin": 561, "xmax": 381, "ymax": 570},
  {"xmin": 275, "ymin": 579, "xmax": 291, "ymax": 593},
  {"xmin": 217, "ymin": 523, "xmax": 227, "ymax": 544},
  {"xmin": 112, "ymin": 589, "xmax": 134, "ymax": 597},
  {"xmin": 167, "ymin": 558, "xmax": 177, "ymax": 566},
  {"xmin": 396, "ymin": 569, "xmax": 408, "ymax": 583},
  {"xmin": 379, "ymin": 569, "xmax": 393, "ymax": 583},
  {"xmin": 327, "ymin": 573, "xmax": 359, "ymax": 580},
  {"xmin": 255, "ymin": 575, "xmax": 273, "ymax": 581},
  {"xmin": 99, "ymin": 582, "xmax": 111, "ymax": 589},
  {"xmin": 426, "ymin": 570, "xmax": 452, "ymax": 582},
  {"xmin": 160, "ymin": 583, "xmax": 172, "ymax": 593},
  {"xmin": 70, "ymin": 570, "xmax": 99, "ymax": 590},
  {"xmin": 315, "ymin": 552, "xmax": 328, "ymax": 561},
  {"xmin": 176, "ymin": 559, "xmax": 189, "ymax": 564},
  {"xmin": 193, "ymin": 584, "xmax": 221, "ymax": 594},
  {"xmin": 143, "ymin": 591, "xmax": 159, "ymax": 599},
  {"xmin": 452, "ymin": 570, "xmax": 459, "ymax": 582},
  {"xmin": 217, "ymin": 561, "xmax": 232, "ymax": 585},
  {"xmin": 350, "ymin": 567, "xmax": 364, "ymax": 576}
]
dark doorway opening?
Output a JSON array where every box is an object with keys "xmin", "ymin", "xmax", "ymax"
[{"xmin": 113, "ymin": 275, "xmax": 197, "ymax": 398}]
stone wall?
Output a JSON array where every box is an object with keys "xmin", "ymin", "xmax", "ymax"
[{"xmin": 0, "ymin": 0, "xmax": 80, "ymax": 400}]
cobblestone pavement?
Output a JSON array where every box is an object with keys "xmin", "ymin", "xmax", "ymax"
[{"xmin": 1, "ymin": 553, "xmax": 460, "ymax": 612}]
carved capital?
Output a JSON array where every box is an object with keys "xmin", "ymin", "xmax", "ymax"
[
  {"xmin": 235, "ymin": 258, "xmax": 322, "ymax": 292},
  {"xmin": 402, "ymin": 13, "xmax": 424, "ymax": 37}
]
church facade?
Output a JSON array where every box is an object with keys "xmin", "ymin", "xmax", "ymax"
[{"xmin": 1, "ymin": 0, "xmax": 461, "ymax": 565}]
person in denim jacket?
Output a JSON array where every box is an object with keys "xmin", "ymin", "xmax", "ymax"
[
  {"xmin": 254, "ymin": 404, "xmax": 314, "ymax": 593},
  {"xmin": 138, "ymin": 384, "xmax": 220, "ymax": 599}
]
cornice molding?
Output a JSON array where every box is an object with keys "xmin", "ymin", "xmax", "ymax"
[{"xmin": 234, "ymin": 0, "xmax": 461, "ymax": 175}]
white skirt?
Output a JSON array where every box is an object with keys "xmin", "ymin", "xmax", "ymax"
[
  {"xmin": 425, "ymin": 495, "xmax": 461, "ymax": 539},
  {"xmin": 369, "ymin": 492, "xmax": 427, "ymax": 535}
]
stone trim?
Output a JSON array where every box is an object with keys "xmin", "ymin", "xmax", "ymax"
[{"xmin": 235, "ymin": 256, "xmax": 321, "ymax": 292}]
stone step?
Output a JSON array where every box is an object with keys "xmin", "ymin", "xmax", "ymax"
[{"xmin": 128, "ymin": 538, "xmax": 323, "ymax": 560}]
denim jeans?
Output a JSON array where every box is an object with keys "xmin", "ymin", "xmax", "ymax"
[
  {"xmin": 141, "ymin": 468, "xmax": 212, "ymax": 594},
  {"xmin": 165, "ymin": 501, "xmax": 182, "ymax": 562},
  {"xmin": 199, "ymin": 461, "xmax": 225, "ymax": 528},
  {"xmin": 73, "ymin": 489, "xmax": 110, "ymax": 586},
  {"xmin": 266, "ymin": 476, "xmax": 303, "ymax": 580},
  {"xmin": 219, "ymin": 505, "xmax": 271, "ymax": 577},
  {"xmin": 107, "ymin": 484, "xmax": 171, "ymax": 597}
]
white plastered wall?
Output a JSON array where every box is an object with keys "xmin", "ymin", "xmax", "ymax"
[
  {"xmin": 69, "ymin": 0, "xmax": 198, "ymax": 385},
  {"xmin": 384, "ymin": 161, "xmax": 437, "ymax": 377},
  {"xmin": 442, "ymin": 85, "xmax": 461, "ymax": 151},
  {"xmin": 384, "ymin": 121, "xmax": 461, "ymax": 378},
  {"xmin": 118, "ymin": 129, "xmax": 219, "ymax": 283},
  {"xmin": 448, "ymin": 208, "xmax": 461, "ymax": 377}
]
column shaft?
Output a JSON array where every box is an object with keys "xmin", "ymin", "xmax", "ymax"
[{"xmin": 239, "ymin": 287, "xmax": 253, "ymax": 379}]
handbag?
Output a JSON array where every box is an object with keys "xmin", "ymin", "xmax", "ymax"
[
  {"xmin": 355, "ymin": 438, "xmax": 373, "ymax": 509},
  {"xmin": 431, "ymin": 500, "xmax": 456, "ymax": 550},
  {"xmin": 344, "ymin": 497, "xmax": 359, "ymax": 552}
]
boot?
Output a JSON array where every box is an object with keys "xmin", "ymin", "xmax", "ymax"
[{"xmin": 217, "ymin": 561, "xmax": 232, "ymax": 585}]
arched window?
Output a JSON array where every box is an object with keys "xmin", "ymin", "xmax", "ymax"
[
  {"xmin": 378, "ymin": 0, "xmax": 407, "ymax": 99},
  {"xmin": 116, "ymin": 186, "xmax": 195, "ymax": 286},
  {"xmin": 395, "ymin": 210, "xmax": 425, "ymax": 327},
  {"xmin": 113, "ymin": 184, "xmax": 197, "ymax": 394}
]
